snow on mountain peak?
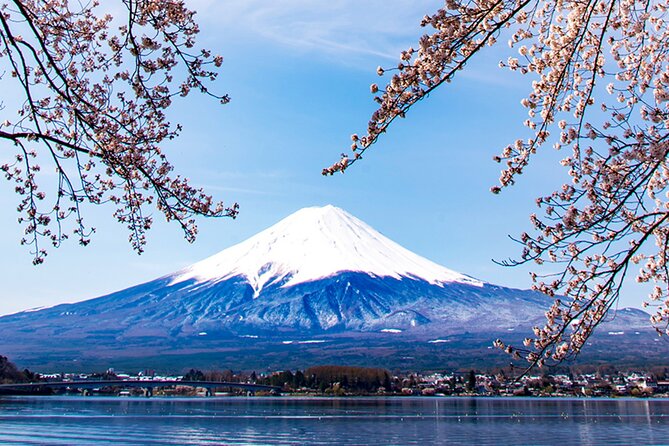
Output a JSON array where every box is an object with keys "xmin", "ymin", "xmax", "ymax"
[{"xmin": 171, "ymin": 205, "xmax": 482, "ymax": 296}]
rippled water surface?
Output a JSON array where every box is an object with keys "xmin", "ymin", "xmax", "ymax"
[{"xmin": 2, "ymin": 396, "xmax": 669, "ymax": 445}]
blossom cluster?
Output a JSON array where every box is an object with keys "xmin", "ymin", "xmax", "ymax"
[
  {"xmin": 0, "ymin": 0, "xmax": 237, "ymax": 263},
  {"xmin": 327, "ymin": 0, "xmax": 669, "ymax": 368}
]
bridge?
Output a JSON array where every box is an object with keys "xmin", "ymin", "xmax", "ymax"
[{"xmin": 0, "ymin": 380, "xmax": 281, "ymax": 397}]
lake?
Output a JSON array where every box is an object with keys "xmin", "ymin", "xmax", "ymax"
[{"xmin": 1, "ymin": 396, "xmax": 669, "ymax": 445}]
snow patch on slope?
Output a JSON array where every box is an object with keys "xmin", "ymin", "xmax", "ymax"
[{"xmin": 171, "ymin": 205, "xmax": 482, "ymax": 296}]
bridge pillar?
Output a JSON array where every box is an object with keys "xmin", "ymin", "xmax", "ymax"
[{"xmin": 143, "ymin": 387, "xmax": 153, "ymax": 398}]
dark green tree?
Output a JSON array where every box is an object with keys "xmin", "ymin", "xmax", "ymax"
[
  {"xmin": 294, "ymin": 370, "xmax": 305, "ymax": 388},
  {"xmin": 466, "ymin": 370, "xmax": 476, "ymax": 392},
  {"xmin": 183, "ymin": 369, "xmax": 205, "ymax": 381},
  {"xmin": 0, "ymin": 356, "xmax": 32, "ymax": 383}
]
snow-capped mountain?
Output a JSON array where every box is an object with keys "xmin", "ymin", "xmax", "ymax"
[
  {"xmin": 171, "ymin": 205, "xmax": 482, "ymax": 297},
  {"xmin": 0, "ymin": 205, "xmax": 657, "ymax": 371}
]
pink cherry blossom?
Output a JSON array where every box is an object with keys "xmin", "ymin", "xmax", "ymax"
[
  {"xmin": 0, "ymin": 0, "xmax": 238, "ymax": 264},
  {"xmin": 325, "ymin": 0, "xmax": 669, "ymax": 370}
]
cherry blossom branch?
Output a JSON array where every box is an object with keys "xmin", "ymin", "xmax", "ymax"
[
  {"xmin": 329, "ymin": 0, "xmax": 669, "ymax": 368},
  {"xmin": 0, "ymin": 0, "xmax": 238, "ymax": 264}
]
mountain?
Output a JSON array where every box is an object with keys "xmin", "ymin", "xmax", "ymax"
[{"xmin": 0, "ymin": 205, "xmax": 660, "ymax": 371}]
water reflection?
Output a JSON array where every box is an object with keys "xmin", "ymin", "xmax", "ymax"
[{"xmin": 1, "ymin": 397, "xmax": 669, "ymax": 445}]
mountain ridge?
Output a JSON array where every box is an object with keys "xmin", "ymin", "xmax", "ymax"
[
  {"xmin": 170, "ymin": 205, "xmax": 483, "ymax": 297},
  {"xmin": 0, "ymin": 205, "xmax": 660, "ymax": 371}
]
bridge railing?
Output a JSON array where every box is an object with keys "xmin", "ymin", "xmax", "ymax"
[{"xmin": 0, "ymin": 380, "xmax": 281, "ymax": 396}]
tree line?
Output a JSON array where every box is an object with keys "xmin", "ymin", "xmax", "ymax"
[
  {"xmin": 182, "ymin": 365, "xmax": 392, "ymax": 393},
  {"xmin": 0, "ymin": 356, "xmax": 38, "ymax": 384},
  {"xmin": 259, "ymin": 365, "xmax": 392, "ymax": 393}
]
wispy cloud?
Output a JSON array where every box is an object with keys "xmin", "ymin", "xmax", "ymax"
[
  {"xmin": 196, "ymin": 169, "xmax": 290, "ymax": 181},
  {"xmin": 199, "ymin": 184, "xmax": 282, "ymax": 196},
  {"xmin": 192, "ymin": 0, "xmax": 442, "ymax": 61}
]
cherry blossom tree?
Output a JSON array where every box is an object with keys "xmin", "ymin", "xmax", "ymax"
[
  {"xmin": 0, "ymin": 0, "xmax": 238, "ymax": 265},
  {"xmin": 325, "ymin": 0, "xmax": 669, "ymax": 368}
]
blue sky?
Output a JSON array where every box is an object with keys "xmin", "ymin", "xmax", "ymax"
[{"xmin": 0, "ymin": 1, "xmax": 647, "ymax": 315}]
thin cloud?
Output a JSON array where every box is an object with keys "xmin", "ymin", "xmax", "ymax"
[
  {"xmin": 193, "ymin": 0, "xmax": 442, "ymax": 61},
  {"xmin": 191, "ymin": 0, "xmax": 521, "ymax": 85},
  {"xmin": 200, "ymin": 184, "xmax": 282, "ymax": 196}
]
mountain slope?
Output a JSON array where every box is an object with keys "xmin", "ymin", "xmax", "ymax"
[
  {"xmin": 0, "ymin": 205, "xmax": 658, "ymax": 371},
  {"xmin": 172, "ymin": 205, "xmax": 482, "ymax": 296}
]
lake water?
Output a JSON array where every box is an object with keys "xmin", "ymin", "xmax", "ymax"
[{"xmin": 2, "ymin": 396, "xmax": 669, "ymax": 445}]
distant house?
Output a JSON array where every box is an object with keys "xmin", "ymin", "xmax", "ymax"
[
  {"xmin": 614, "ymin": 384, "xmax": 627, "ymax": 394},
  {"xmin": 655, "ymin": 381, "xmax": 669, "ymax": 393}
]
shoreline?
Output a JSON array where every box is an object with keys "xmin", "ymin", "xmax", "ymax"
[{"xmin": 3, "ymin": 393, "xmax": 669, "ymax": 401}]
